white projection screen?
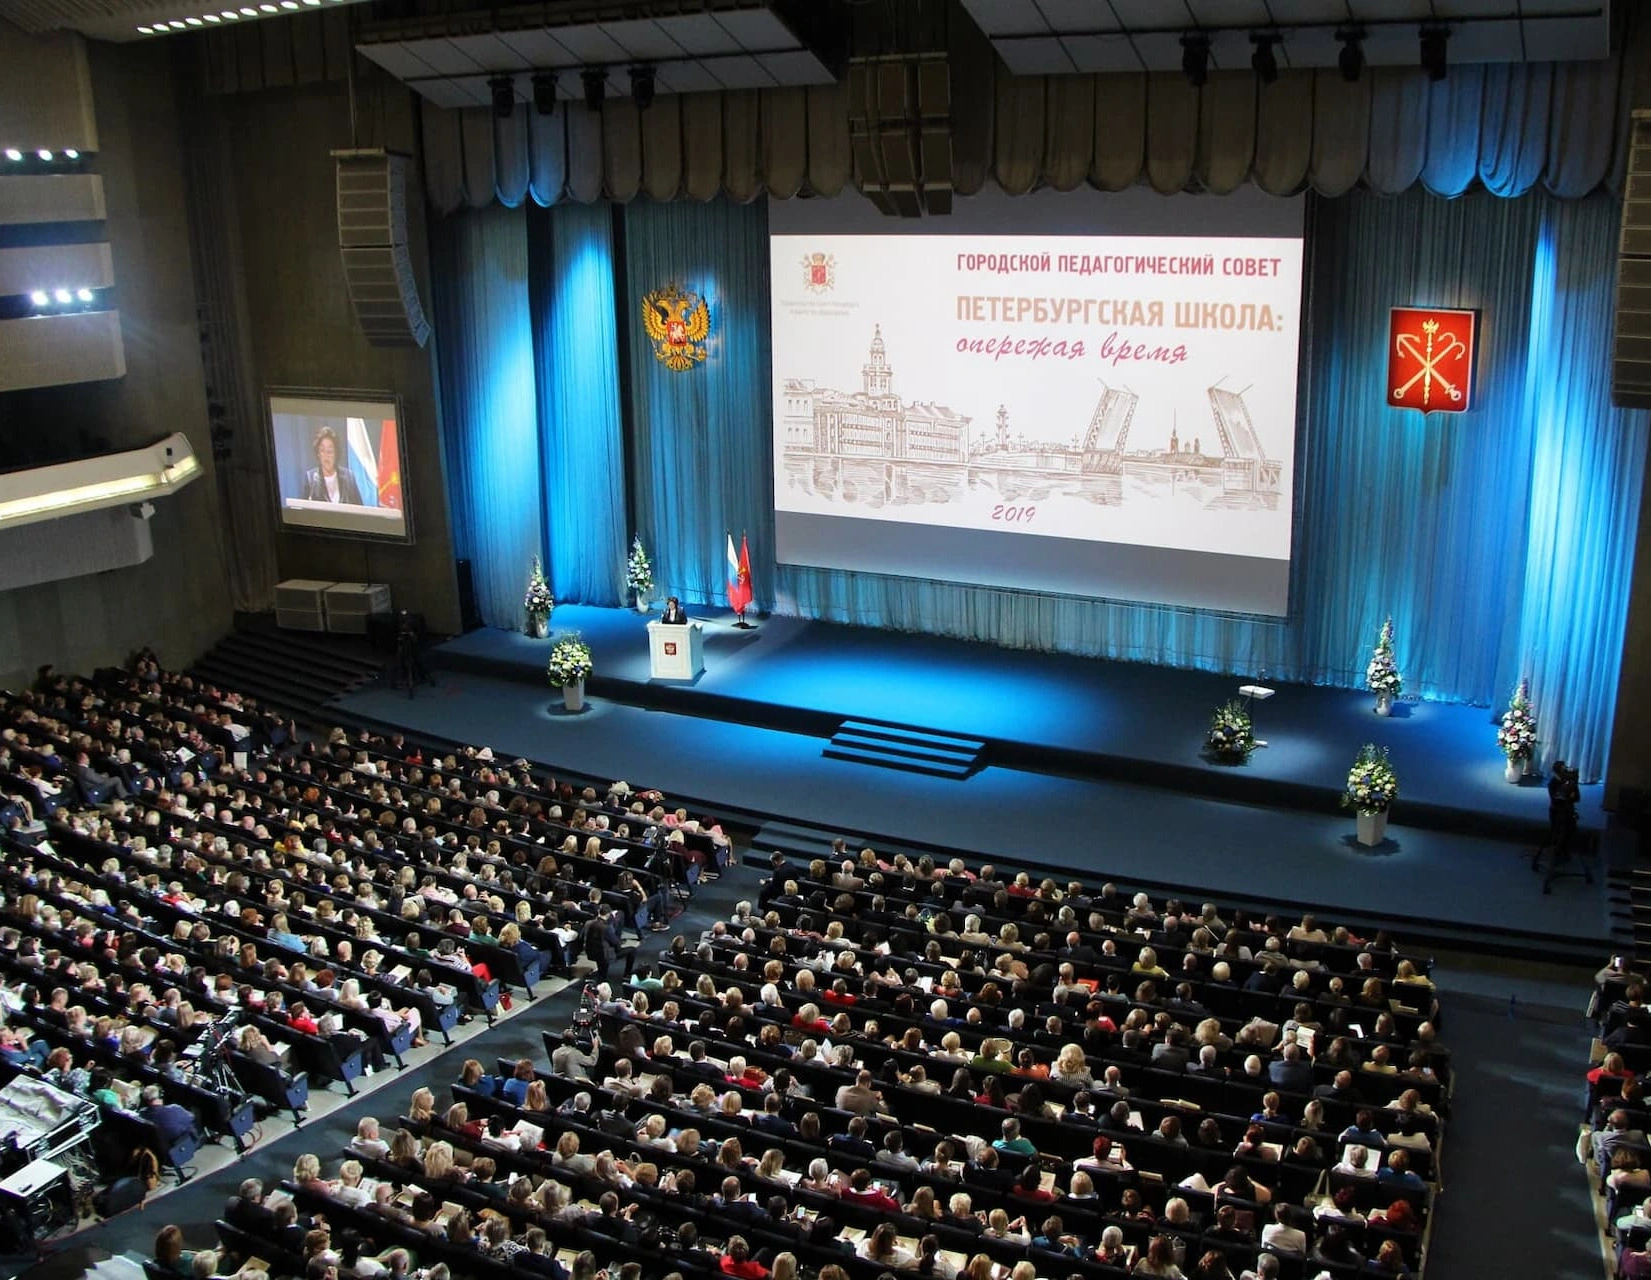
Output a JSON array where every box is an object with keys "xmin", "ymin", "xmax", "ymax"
[{"xmin": 769, "ymin": 187, "xmax": 1307, "ymax": 616}]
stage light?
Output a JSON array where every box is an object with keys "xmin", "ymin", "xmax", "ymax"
[
  {"xmin": 186, "ymin": 16, "xmax": 203, "ymax": 24},
  {"xmin": 221, "ymin": 10, "xmax": 238, "ymax": 16},
  {"xmin": 240, "ymin": 7, "xmax": 256, "ymax": 13},
  {"xmin": 137, "ymin": 24, "xmax": 153, "ymax": 32},
  {"xmin": 1250, "ymin": 34, "xmax": 1279, "ymax": 85},
  {"xmin": 259, "ymin": 5, "xmax": 277, "ymax": 13},
  {"xmin": 29, "ymin": 291, "xmax": 47, "ymax": 307},
  {"xmin": 531, "ymin": 72, "xmax": 557, "ymax": 116},
  {"xmin": 629, "ymin": 65, "xmax": 656, "ymax": 110},
  {"xmin": 37, "ymin": 149, "xmax": 52, "ymax": 161},
  {"xmin": 204, "ymin": 13, "xmax": 219, "ymax": 20},
  {"xmin": 53, "ymin": 289, "xmax": 71, "ymax": 304},
  {"xmin": 168, "ymin": 19, "xmax": 186, "ymax": 27},
  {"xmin": 581, "ymin": 67, "xmax": 607, "ymax": 112},
  {"xmin": 63, "ymin": 149, "xmax": 79, "ymax": 159},
  {"xmin": 1419, "ymin": 24, "xmax": 1449, "ymax": 82},
  {"xmin": 489, "ymin": 76, "xmax": 515, "ymax": 119},
  {"xmin": 76, "ymin": 288, "xmax": 94, "ymax": 302},
  {"xmin": 1180, "ymin": 33, "xmax": 1209, "ymax": 88},
  {"xmin": 279, "ymin": 3, "xmax": 298, "ymax": 10}
]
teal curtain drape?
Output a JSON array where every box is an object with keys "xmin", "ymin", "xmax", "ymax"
[
  {"xmin": 529, "ymin": 202, "xmax": 627, "ymax": 606},
  {"xmin": 434, "ymin": 187, "xmax": 1646, "ymax": 779},
  {"xmin": 621, "ymin": 198, "xmax": 774, "ymax": 610},
  {"xmin": 431, "ymin": 205, "xmax": 541, "ymax": 630}
]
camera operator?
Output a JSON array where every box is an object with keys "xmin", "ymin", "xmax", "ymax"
[{"xmin": 1548, "ymin": 759, "xmax": 1581, "ymax": 857}]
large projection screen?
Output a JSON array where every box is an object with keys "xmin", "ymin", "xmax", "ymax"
[
  {"xmin": 267, "ymin": 391, "xmax": 411, "ymax": 543},
  {"xmin": 770, "ymin": 188, "xmax": 1306, "ymax": 616}
]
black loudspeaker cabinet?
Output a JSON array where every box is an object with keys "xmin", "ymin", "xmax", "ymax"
[{"xmin": 456, "ymin": 557, "xmax": 484, "ymax": 633}]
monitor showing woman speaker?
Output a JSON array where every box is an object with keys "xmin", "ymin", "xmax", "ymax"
[{"xmin": 267, "ymin": 389, "xmax": 412, "ymax": 542}]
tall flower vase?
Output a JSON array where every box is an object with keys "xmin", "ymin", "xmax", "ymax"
[
  {"xmin": 634, "ymin": 593, "xmax": 649, "ymax": 614},
  {"xmin": 1374, "ymin": 692, "xmax": 1394, "ymax": 716},
  {"xmin": 1505, "ymin": 757, "xmax": 1527, "ymax": 784},
  {"xmin": 1356, "ymin": 810, "xmax": 1389, "ymax": 847},
  {"xmin": 561, "ymin": 679, "xmax": 586, "ymax": 713},
  {"xmin": 528, "ymin": 614, "xmax": 549, "ymax": 640}
]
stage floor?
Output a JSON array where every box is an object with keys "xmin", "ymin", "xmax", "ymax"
[
  {"xmin": 332, "ymin": 663, "xmax": 1606, "ymax": 953},
  {"xmin": 428, "ymin": 606, "xmax": 1604, "ymax": 840}
]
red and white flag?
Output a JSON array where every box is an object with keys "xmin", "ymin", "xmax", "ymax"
[{"xmin": 727, "ymin": 532, "xmax": 753, "ymax": 616}]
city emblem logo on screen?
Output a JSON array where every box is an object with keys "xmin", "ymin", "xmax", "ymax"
[
  {"xmin": 642, "ymin": 283, "xmax": 711, "ymax": 372},
  {"xmin": 801, "ymin": 252, "xmax": 836, "ymax": 293}
]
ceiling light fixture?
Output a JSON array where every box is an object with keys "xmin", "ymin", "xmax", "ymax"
[
  {"xmin": 531, "ymin": 72, "xmax": 557, "ymax": 116},
  {"xmin": 1180, "ymin": 33, "xmax": 1210, "ymax": 89},
  {"xmin": 1336, "ymin": 28, "xmax": 1365, "ymax": 82},
  {"xmin": 1250, "ymin": 34, "xmax": 1279, "ymax": 85},
  {"xmin": 581, "ymin": 67, "xmax": 607, "ymax": 112},
  {"xmin": 628, "ymin": 65, "xmax": 656, "ymax": 110},
  {"xmin": 1419, "ymin": 24, "xmax": 1450, "ymax": 82},
  {"xmin": 488, "ymin": 75, "xmax": 515, "ymax": 120}
]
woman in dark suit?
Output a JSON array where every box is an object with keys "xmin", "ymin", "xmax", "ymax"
[
  {"xmin": 661, "ymin": 596, "xmax": 689, "ymax": 624},
  {"xmin": 301, "ymin": 426, "xmax": 364, "ymax": 504}
]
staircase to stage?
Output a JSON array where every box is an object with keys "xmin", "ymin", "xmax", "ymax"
[{"xmin": 822, "ymin": 719, "xmax": 985, "ymax": 779}]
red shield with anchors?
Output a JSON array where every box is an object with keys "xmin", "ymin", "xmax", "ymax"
[{"xmin": 1387, "ymin": 307, "xmax": 1477, "ymax": 414}]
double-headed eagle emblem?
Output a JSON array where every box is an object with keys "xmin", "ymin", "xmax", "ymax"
[{"xmin": 641, "ymin": 283, "xmax": 710, "ymax": 372}]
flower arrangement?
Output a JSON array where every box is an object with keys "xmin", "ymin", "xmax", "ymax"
[
  {"xmin": 1206, "ymin": 700, "xmax": 1256, "ymax": 761},
  {"xmin": 626, "ymin": 535, "xmax": 654, "ymax": 598},
  {"xmin": 1342, "ymin": 744, "xmax": 1399, "ymax": 815},
  {"xmin": 1498, "ymin": 678, "xmax": 1539, "ymax": 763},
  {"xmin": 546, "ymin": 634, "xmax": 593, "ymax": 689},
  {"xmin": 523, "ymin": 556, "xmax": 553, "ymax": 620},
  {"xmin": 1365, "ymin": 617, "xmax": 1401, "ymax": 695}
]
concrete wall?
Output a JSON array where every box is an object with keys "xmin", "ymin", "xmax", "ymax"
[
  {"xmin": 215, "ymin": 70, "xmax": 459, "ymax": 635},
  {"xmin": 0, "ymin": 38, "xmax": 232, "ymax": 686}
]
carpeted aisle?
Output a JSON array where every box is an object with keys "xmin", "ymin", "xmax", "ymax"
[{"xmin": 1422, "ymin": 971, "xmax": 1601, "ymax": 1280}]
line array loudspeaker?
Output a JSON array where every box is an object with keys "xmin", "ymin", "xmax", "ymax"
[
  {"xmin": 847, "ymin": 53, "xmax": 952, "ymax": 218},
  {"xmin": 1613, "ymin": 111, "xmax": 1651, "ymax": 409},
  {"xmin": 333, "ymin": 149, "xmax": 431, "ymax": 349}
]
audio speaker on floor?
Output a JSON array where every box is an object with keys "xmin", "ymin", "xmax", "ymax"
[
  {"xmin": 1614, "ymin": 110, "xmax": 1651, "ymax": 409},
  {"xmin": 333, "ymin": 148, "xmax": 431, "ymax": 349},
  {"xmin": 456, "ymin": 558, "xmax": 483, "ymax": 633}
]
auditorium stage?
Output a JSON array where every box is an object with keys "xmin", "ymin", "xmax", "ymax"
[
  {"xmin": 325, "ymin": 607, "xmax": 1613, "ymax": 962},
  {"xmin": 423, "ymin": 606, "xmax": 1604, "ymax": 842}
]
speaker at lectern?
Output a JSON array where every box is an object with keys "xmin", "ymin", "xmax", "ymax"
[{"xmin": 648, "ymin": 621, "xmax": 705, "ymax": 680}]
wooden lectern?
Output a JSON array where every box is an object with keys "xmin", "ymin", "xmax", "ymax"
[{"xmin": 647, "ymin": 621, "xmax": 705, "ymax": 680}]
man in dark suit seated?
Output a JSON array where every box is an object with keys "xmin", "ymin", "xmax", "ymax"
[
  {"xmin": 72, "ymin": 751, "xmax": 129, "ymax": 805},
  {"xmin": 828, "ymin": 1115, "xmax": 877, "ymax": 1160},
  {"xmin": 142, "ymin": 1084, "xmax": 198, "ymax": 1150},
  {"xmin": 1268, "ymin": 1043, "xmax": 1314, "ymax": 1093},
  {"xmin": 300, "ymin": 426, "xmax": 364, "ymax": 505},
  {"xmin": 226, "ymin": 1178, "xmax": 277, "ymax": 1234},
  {"xmin": 661, "ymin": 596, "xmax": 689, "ymax": 625}
]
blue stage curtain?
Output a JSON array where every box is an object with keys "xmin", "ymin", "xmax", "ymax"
[
  {"xmin": 528, "ymin": 202, "xmax": 627, "ymax": 605},
  {"xmin": 770, "ymin": 188, "xmax": 1645, "ymax": 780},
  {"xmin": 431, "ymin": 205, "xmax": 543, "ymax": 630},
  {"xmin": 1516, "ymin": 196, "xmax": 1649, "ymax": 776},
  {"xmin": 621, "ymin": 198, "xmax": 774, "ymax": 609}
]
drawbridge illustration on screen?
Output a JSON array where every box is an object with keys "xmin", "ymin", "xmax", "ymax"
[{"xmin": 780, "ymin": 325, "xmax": 1281, "ymax": 515}]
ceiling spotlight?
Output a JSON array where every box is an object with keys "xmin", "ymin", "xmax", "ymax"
[
  {"xmin": 29, "ymin": 291, "xmax": 48, "ymax": 307},
  {"xmin": 1419, "ymin": 24, "xmax": 1450, "ymax": 82},
  {"xmin": 628, "ymin": 65, "xmax": 656, "ymax": 110},
  {"xmin": 222, "ymin": 11, "xmax": 239, "ymax": 17},
  {"xmin": 137, "ymin": 24, "xmax": 152, "ymax": 32},
  {"xmin": 258, "ymin": 5, "xmax": 276, "ymax": 13},
  {"xmin": 204, "ymin": 14, "xmax": 219, "ymax": 21},
  {"xmin": 63, "ymin": 149, "xmax": 79, "ymax": 159},
  {"xmin": 581, "ymin": 67, "xmax": 607, "ymax": 113},
  {"xmin": 1336, "ymin": 29, "xmax": 1365, "ymax": 83},
  {"xmin": 531, "ymin": 72, "xmax": 557, "ymax": 116},
  {"xmin": 185, "ymin": 16, "xmax": 203, "ymax": 24},
  {"xmin": 1250, "ymin": 34, "xmax": 1279, "ymax": 85},
  {"xmin": 488, "ymin": 76, "xmax": 515, "ymax": 120},
  {"xmin": 38, "ymin": 149, "xmax": 54, "ymax": 161},
  {"xmin": 3, "ymin": 149, "xmax": 20, "ymax": 162},
  {"xmin": 53, "ymin": 289, "xmax": 71, "ymax": 304},
  {"xmin": 76, "ymin": 288, "xmax": 94, "ymax": 302},
  {"xmin": 241, "ymin": 7, "xmax": 256, "ymax": 13},
  {"xmin": 168, "ymin": 19, "xmax": 186, "ymax": 27},
  {"xmin": 1180, "ymin": 33, "xmax": 1210, "ymax": 89}
]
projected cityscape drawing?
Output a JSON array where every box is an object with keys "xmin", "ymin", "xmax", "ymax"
[{"xmin": 780, "ymin": 327, "xmax": 1282, "ymax": 511}]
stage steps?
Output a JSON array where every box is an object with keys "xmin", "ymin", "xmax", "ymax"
[
  {"xmin": 189, "ymin": 620, "xmax": 383, "ymax": 721},
  {"xmin": 823, "ymin": 719, "xmax": 984, "ymax": 779},
  {"xmin": 746, "ymin": 818, "xmax": 940, "ymax": 868}
]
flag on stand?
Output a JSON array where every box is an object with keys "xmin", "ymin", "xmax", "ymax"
[
  {"xmin": 727, "ymin": 532, "xmax": 753, "ymax": 617},
  {"xmin": 377, "ymin": 418, "xmax": 402, "ymax": 509}
]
